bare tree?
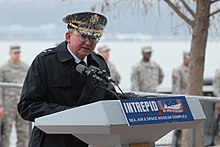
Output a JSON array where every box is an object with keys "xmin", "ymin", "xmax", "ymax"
[{"xmin": 92, "ymin": 0, "xmax": 220, "ymax": 146}]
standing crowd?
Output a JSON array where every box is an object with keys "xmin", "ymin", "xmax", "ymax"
[{"xmin": 0, "ymin": 11, "xmax": 219, "ymax": 147}]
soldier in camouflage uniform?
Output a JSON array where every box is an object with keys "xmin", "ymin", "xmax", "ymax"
[
  {"xmin": 213, "ymin": 67, "xmax": 220, "ymax": 145},
  {"xmin": 0, "ymin": 45, "xmax": 29, "ymax": 147},
  {"xmin": 131, "ymin": 46, "xmax": 164, "ymax": 92},
  {"xmin": 98, "ymin": 45, "xmax": 121, "ymax": 85},
  {"xmin": 214, "ymin": 67, "xmax": 220, "ymax": 97},
  {"xmin": 171, "ymin": 51, "xmax": 190, "ymax": 147},
  {"xmin": 0, "ymin": 106, "xmax": 4, "ymax": 146},
  {"xmin": 172, "ymin": 51, "xmax": 190, "ymax": 94}
]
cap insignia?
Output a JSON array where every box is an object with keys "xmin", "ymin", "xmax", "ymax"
[{"xmin": 90, "ymin": 14, "xmax": 100, "ymax": 23}]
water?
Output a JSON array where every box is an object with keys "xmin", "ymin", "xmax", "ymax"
[{"xmin": 1, "ymin": 40, "xmax": 220, "ymax": 91}]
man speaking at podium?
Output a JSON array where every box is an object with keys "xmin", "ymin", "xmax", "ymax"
[{"xmin": 17, "ymin": 12, "xmax": 117, "ymax": 147}]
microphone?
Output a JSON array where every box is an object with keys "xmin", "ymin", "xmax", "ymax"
[
  {"xmin": 89, "ymin": 65, "xmax": 124, "ymax": 95},
  {"xmin": 89, "ymin": 65, "xmax": 115, "ymax": 83},
  {"xmin": 76, "ymin": 64, "xmax": 120, "ymax": 99},
  {"xmin": 76, "ymin": 64, "xmax": 103, "ymax": 82}
]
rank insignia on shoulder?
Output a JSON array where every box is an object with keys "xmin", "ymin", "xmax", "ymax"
[{"xmin": 41, "ymin": 48, "xmax": 56, "ymax": 56}]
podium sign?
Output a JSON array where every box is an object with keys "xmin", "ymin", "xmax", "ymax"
[{"xmin": 120, "ymin": 96, "xmax": 194, "ymax": 126}]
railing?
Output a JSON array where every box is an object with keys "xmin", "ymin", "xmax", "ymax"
[
  {"xmin": 0, "ymin": 82, "xmax": 22, "ymax": 89},
  {"xmin": 0, "ymin": 82, "xmax": 219, "ymax": 101}
]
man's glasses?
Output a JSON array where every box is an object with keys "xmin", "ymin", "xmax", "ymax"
[
  {"xmin": 71, "ymin": 31, "xmax": 100, "ymax": 44},
  {"xmin": 12, "ymin": 51, "xmax": 21, "ymax": 54}
]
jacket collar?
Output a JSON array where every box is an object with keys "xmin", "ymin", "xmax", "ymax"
[
  {"xmin": 88, "ymin": 52, "xmax": 100, "ymax": 67},
  {"xmin": 56, "ymin": 41, "xmax": 100, "ymax": 67},
  {"xmin": 56, "ymin": 41, "xmax": 73, "ymax": 63}
]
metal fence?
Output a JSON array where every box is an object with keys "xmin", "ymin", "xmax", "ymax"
[
  {"xmin": 1, "ymin": 81, "xmax": 220, "ymax": 101},
  {"xmin": 0, "ymin": 82, "xmax": 22, "ymax": 89}
]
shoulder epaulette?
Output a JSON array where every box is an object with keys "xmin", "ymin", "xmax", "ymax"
[{"xmin": 40, "ymin": 48, "xmax": 56, "ymax": 57}]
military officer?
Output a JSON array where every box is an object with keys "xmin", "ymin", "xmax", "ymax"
[
  {"xmin": 214, "ymin": 67, "xmax": 220, "ymax": 97},
  {"xmin": 131, "ymin": 46, "xmax": 164, "ymax": 92},
  {"xmin": 17, "ymin": 12, "xmax": 117, "ymax": 147},
  {"xmin": 97, "ymin": 45, "xmax": 121, "ymax": 85},
  {"xmin": 213, "ymin": 67, "xmax": 220, "ymax": 145},
  {"xmin": 171, "ymin": 51, "xmax": 190, "ymax": 147},
  {"xmin": 0, "ymin": 45, "xmax": 29, "ymax": 147},
  {"xmin": 172, "ymin": 51, "xmax": 190, "ymax": 94}
]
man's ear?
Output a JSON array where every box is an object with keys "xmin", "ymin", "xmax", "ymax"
[{"xmin": 65, "ymin": 32, "xmax": 71, "ymax": 43}]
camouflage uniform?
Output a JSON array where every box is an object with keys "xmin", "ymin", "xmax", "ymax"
[
  {"xmin": 131, "ymin": 60, "xmax": 164, "ymax": 92},
  {"xmin": 213, "ymin": 67, "xmax": 220, "ymax": 145},
  {"xmin": 107, "ymin": 61, "xmax": 121, "ymax": 85},
  {"xmin": 171, "ymin": 64, "xmax": 189, "ymax": 146},
  {"xmin": 172, "ymin": 64, "xmax": 189, "ymax": 94},
  {"xmin": 0, "ymin": 60, "xmax": 29, "ymax": 147},
  {"xmin": 214, "ymin": 67, "xmax": 220, "ymax": 97},
  {"xmin": 97, "ymin": 45, "xmax": 121, "ymax": 85}
]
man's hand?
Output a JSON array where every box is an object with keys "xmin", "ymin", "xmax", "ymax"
[
  {"xmin": 216, "ymin": 103, "xmax": 220, "ymax": 113},
  {"xmin": 0, "ymin": 106, "xmax": 5, "ymax": 119},
  {"xmin": 118, "ymin": 92, "xmax": 146, "ymax": 99}
]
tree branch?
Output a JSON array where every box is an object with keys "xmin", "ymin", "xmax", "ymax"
[
  {"xmin": 163, "ymin": 0, "xmax": 194, "ymax": 26},
  {"xmin": 211, "ymin": 0, "xmax": 220, "ymax": 4},
  {"xmin": 180, "ymin": 0, "xmax": 196, "ymax": 18},
  {"xmin": 209, "ymin": 9, "xmax": 220, "ymax": 17}
]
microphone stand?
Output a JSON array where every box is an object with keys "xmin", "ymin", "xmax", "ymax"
[
  {"xmin": 89, "ymin": 75, "xmax": 121, "ymax": 99},
  {"xmin": 112, "ymin": 81, "xmax": 124, "ymax": 94},
  {"xmin": 97, "ymin": 85, "xmax": 120, "ymax": 99}
]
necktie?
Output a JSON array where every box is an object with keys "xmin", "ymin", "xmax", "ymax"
[{"xmin": 78, "ymin": 60, "xmax": 87, "ymax": 66}]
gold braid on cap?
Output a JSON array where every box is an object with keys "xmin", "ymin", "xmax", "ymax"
[
  {"xmin": 69, "ymin": 22, "xmax": 79, "ymax": 29},
  {"xmin": 68, "ymin": 22, "xmax": 104, "ymax": 37}
]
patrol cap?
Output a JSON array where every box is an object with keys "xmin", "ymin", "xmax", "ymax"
[
  {"xmin": 183, "ymin": 51, "xmax": 190, "ymax": 58},
  {"xmin": 10, "ymin": 44, "xmax": 21, "ymax": 53},
  {"xmin": 141, "ymin": 46, "xmax": 152, "ymax": 53},
  {"xmin": 97, "ymin": 45, "xmax": 110, "ymax": 52},
  {"xmin": 62, "ymin": 12, "xmax": 107, "ymax": 38}
]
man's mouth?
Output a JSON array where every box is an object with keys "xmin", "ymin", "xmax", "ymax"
[{"xmin": 81, "ymin": 47, "xmax": 90, "ymax": 52}]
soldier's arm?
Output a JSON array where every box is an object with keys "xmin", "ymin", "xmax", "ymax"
[
  {"xmin": 0, "ymin": 107, "xmax": 4, "ymax": 119},
  {"xmin": 172, "ymin": 69, "xmax": 181, "ymax": 94},
  {"xmin": 131, "ymin": 66, "xmax": 140, "ymax": 91},
  {"xmin": 0, "ymin": 67, "xmax": 4, "ymax": 107},
  {"xmin": 158, "ymin": 65, "xmax": 164, "ymax": 85},
  {"xmin": 213, "ymin": 69, "xmax": 220, "ymax": 113},
  {"xmin": 17, "ymin": 55, "xmax": 69, "ymax": 122},
  {"xmin": 112, "ymin": 66, "xmax": 121, "ymax": 85},
  {"xmin": 213, "ymin": 69, "xmax": 220, "ymax": 97},
  {"xmin": 0, "ymin": 67, "xmax": 5, "ymax": 119}
]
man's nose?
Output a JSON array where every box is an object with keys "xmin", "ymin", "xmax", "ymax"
[{"xmin": 84, "ymin": 37, "xmax": 92, "ymax": 45}]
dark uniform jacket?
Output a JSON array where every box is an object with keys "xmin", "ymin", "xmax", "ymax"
[{"xmin": 17, "ymin": 41, "xmax": 117, "ymax": 147}]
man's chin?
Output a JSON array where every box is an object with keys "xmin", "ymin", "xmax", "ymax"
[{"xmin": 78, "ymin": 52, "xmax": 90, "ymax": 59}]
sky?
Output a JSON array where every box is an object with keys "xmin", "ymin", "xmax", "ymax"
[{"xmin": 0, "ymin": 0, "xmax": 192, "ymax": 40}]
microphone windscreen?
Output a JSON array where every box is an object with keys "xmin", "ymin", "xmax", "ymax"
[
  {"xmin": 89, "ymin": 65, "xmax": 100, "ymax": 71},
  {"xmin": 76, "ymin": 64, "xmax": 87, "ymax": 74}
]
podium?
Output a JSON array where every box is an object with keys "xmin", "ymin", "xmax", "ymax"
[{"xmin": 35, "ymin": 97, "xmax": 205, "ymax": 147}]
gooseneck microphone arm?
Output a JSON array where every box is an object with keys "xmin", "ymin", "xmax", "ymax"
[
  {"xmin": 89, "ymin": 65, "xmax": 124, "ymax": 94},
  {"xmin": 76, "ymin": 64, "xmax": 120, "ymax": 99},
  {"xmin": 96, "ymin": 85, "xmax": 120, "ymax": 99}
]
